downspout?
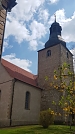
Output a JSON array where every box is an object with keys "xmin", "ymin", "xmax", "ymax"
[{"xmin": 10, "ymin": 78, "xmax": 16, "ymax": 126}]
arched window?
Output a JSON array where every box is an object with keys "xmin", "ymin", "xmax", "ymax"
[
  {"xmin": 25, "ymin": 91, "xmax": 30, "ymax": 110},
  {"xmin": 47, "ymin": 50, "xmax": 51, "ymax": 57}
]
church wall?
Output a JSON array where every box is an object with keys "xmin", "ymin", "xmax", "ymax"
[
  {"xmin": 41, "ymin": 88, "xmax": 63, "ymax": 122},
  {"xmin": 38, "ymin": 44, "xmax": 63, "ymax": 121},
  {"xmin": 11, "ymin": 80, "xmax": 41, "ymax": 126},
  {"xmin": 38, "ymin": 44, "xmax": 61, "ymax": 89},
  {"xmin": 60, "ymin": 45, "xmax": 73, "ymax": 72},
  {"xmin": 0, "ymin": 62, "xmax": 13, "ymax": 83},
  {"xmin": 38, "ymin": 43, "xmax": 73, "ymax": 123},
  {"xmin": 0, "ymin": 62, "xmax": 14, "ymax": 127}
]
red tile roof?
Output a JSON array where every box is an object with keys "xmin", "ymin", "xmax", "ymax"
[{"xmin": 1, "ymin": 59, "xmax": 38, "ymax": 88}]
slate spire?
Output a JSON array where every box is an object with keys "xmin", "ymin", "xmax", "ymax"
[{"xmin": 45, "ymin": 15, "xmax": 66, "ymax": 48}]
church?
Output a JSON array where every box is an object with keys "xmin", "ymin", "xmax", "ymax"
[{"xmin": 0, "ymin": 0, "xmax": 74, "ymax": 127}]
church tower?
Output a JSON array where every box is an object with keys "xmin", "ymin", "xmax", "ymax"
[{"xmin": 38, "ymin": 18, "xmax": 73, "ymax": 114}]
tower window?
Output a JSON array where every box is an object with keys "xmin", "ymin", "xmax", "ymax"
[
  {"xmin": 47, "ymin": 50, "xmax": 51, "ymax": 57},
  {"xmin": 25, "ymin": 91, "xmax": 30, "ymax": 110},
  {"xmin": 67, "ymin": 52, "xmax": 69, "ymax": 58}
]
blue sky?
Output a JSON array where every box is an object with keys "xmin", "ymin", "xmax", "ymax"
[{"xmin": 2, "ymin": 0, "xmax": 75, "ymax": 74}]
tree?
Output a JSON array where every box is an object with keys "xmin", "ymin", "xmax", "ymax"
[
  {"xmin": 40, "ymin": 109, "xmax": 54, "ymax": 128},
  {"xmin": 50, "ymin": 62, "xmax": 75, "ymax": 129}
]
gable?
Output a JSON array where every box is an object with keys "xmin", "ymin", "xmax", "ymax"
[
  {"xmin": 0, "ymin": 61, "xmax": 13, "ymax": 83},
  {"xmin": 1, "ymin": 59, "xmax": 41, "ymax": 89}
]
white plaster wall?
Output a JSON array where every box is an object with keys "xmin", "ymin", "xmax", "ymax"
[{"xmin": 11, "ymin": 80, "xmax": 41, "ymax": 126}]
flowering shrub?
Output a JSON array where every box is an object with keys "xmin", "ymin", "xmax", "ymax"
[{"xmin": 40, "ymin": 109, "xmax": 54, "ymax": 128}]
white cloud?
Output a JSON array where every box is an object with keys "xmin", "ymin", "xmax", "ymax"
[
  {"xmin": 3, "ymin": 40, "xmax": 13, "ymax": 52},
  {"xmin": 5, "ymin": 20, "xmax": 30, "ymax": 43},
  {"xmin": 38, "ymin": 9, "xmax": 49, "ymax": 23},
  {"xmin": 29, "ymin": 20, "xmax": 46, "ymax": 40},
  {"xmin": 12, "ymin": 0, "xmax": 45, "ymax": 22},
  {"xmin": 48, "ymin": 9, "xmax": 68, "ymax": 25},
  {"xmin": 29, "ymin": 40, "xmax": 38, "ymax": 51},
  {"xmin": 49, "ymin": 0, "xmax": 59, "ymax": 4},
  {"xmin": 5, "ymin": 18, "xmax": 46, "ymax": 50},
  {"xmin": 2, "ymin": 53, "xmax": 32, "ymax": 72},
  {"xmin": 4, "ymin": 1, "xmax": 75, "ymax": 52},
  {"xmin": 4, "ymin": 0, "xmax": 46, "ymax": 51},
  {"xmin": 39, "ymin": 41, "xmax": 44, "ymax": 46},
  {"xmin": 28, "ymin": 20, "xmax": 46, "ymax": 50},
  {"xmin": 62, "ymin": 16, "xmax": 75, "ymax": 42},
  {"xmin": 3, "ymin": 41, "xmax": 8, "ymax": 52}
]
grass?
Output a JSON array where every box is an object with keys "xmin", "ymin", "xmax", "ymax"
[{"xmin": 0, "ymin": 125, "xmax": 75, "ymax": 134}]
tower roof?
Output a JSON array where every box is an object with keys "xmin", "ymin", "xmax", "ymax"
[{"xmin": 45, "ymin": 19, "xmax": 66, "ymax": 48}]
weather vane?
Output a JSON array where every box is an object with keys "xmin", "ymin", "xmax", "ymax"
[{"xmin": 54, "ymin": 13, "xmax": 56, "ymax": 22}]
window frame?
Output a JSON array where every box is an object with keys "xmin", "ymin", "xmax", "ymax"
[
  {"xmin": 67, "ymin": 52, "xmax": 69, "ymax": 58},
  {"xmin": 25, "ymin": 91, "xmax": 30, "ymax": 110},
  {"xmin": 47, "ymin": 50, "xmax": 51, "ymax": 57}
]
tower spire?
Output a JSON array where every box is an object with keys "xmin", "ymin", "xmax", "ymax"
[
  {"xmin": 54, "ymin": 13, "xmax": 56, "ymax": 22},
  {"xmin": 45, "ymin": 14, "xmax": 66, "ymax": 48}
]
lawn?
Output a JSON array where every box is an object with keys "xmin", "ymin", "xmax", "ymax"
[{"xmin": 0, "ymin": 125, "xmax": 75, "ymax": 134}]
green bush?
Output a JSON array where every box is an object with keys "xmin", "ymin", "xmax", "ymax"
[{"xmin": 40, "ymin": 109, "xmax": 54, "ymax": 128}]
